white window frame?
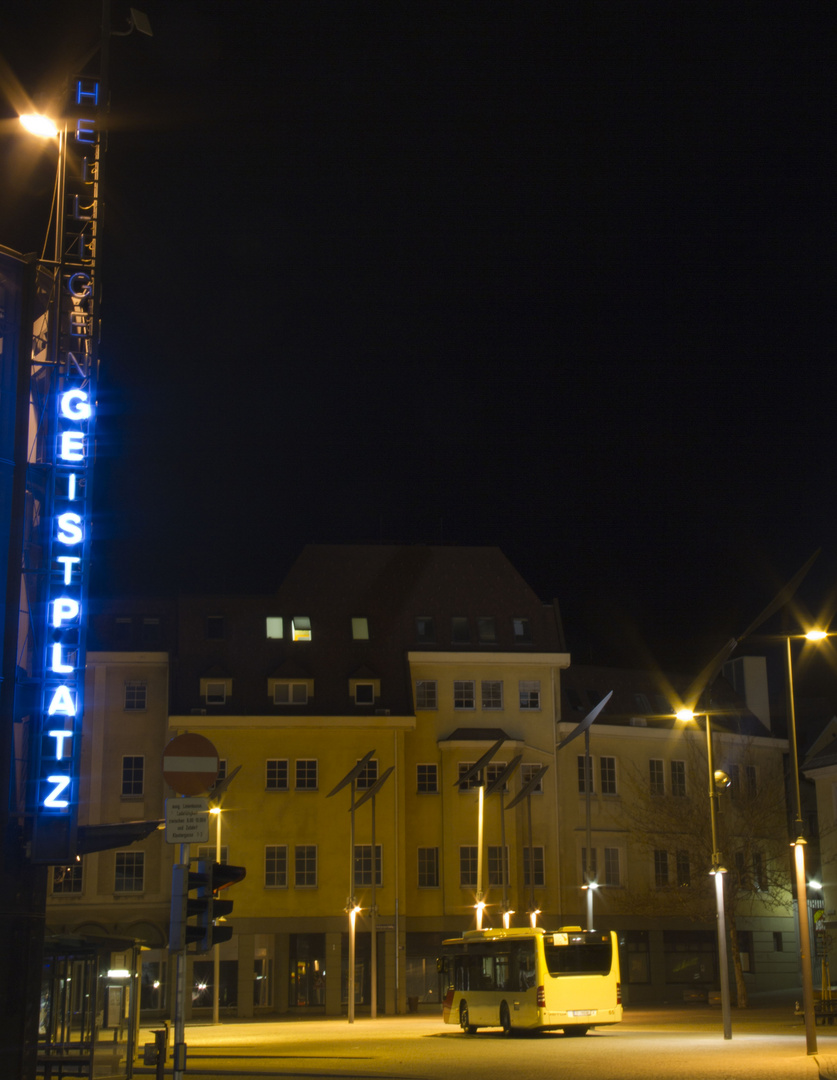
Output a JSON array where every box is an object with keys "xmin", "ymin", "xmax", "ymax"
[
  {"xmin": 417, "ymin": 846, "xmax": 440, "ymax": 888},
  {"xmin": 265, "ymin": 844, "xmax": 288, "ymax": 888},
  {"xmin": 453, "ymin": 680, "xmax": 475, "ymax": 710},
  {"xmin": 265, "ymin": 759, "xmax": 289, "ymax": 791},
  {"xmin": 124, "ymin": 681, "xmax": 147, "ymax": 711},
  {"xmin": 481, "ymin": 680, "xmax": 503, "ymax": 710},
  {"xmin": 519, "ymin": 680, "xmax": 541, "ymax": 709},
  {"xmin": 415, "ymin": 680, "xmax": 437, "ymax": 710},
  {"xmin": 274, "ymin": 682, "xmax": 309, "ymax": 706},
  {"xmin": 417, "ymin": 763, "xmax": 438, "ymax": 793}
]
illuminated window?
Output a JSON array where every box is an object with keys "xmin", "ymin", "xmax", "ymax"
[
  {"xmin": 351, "ymin": 617, "xmax": 369, "ymax": 639},
  {"xmin": 415, "ymin": 616, "xmax": 435, "ymax": 643},
  {"xmin": 294, "ymin": 845, "xmax": 317, "ymax": 887},
  {"xmin": 205, "ymin": 682, "xmax": 227, "ymax": 705},
  {"xmin": 206, "ymin": 615, "xmax": 225, "ymax": 640},
  {"xmin": 274, "ymin": 682, "xmax": 308, "ymax": 705},
  {"xmin": 265, "ymin": 845, "xmax": 288, "ymax": 888},
  {"xmin": 295, "ymin": 759, "xmax": 318, "ymax": 790},
  {"xmin": 266, "ymin": 617, "xmax": 283, "ymax": 639},
  {"xmin": 291, "ymin": 616, "xmax": 312, "ymax": 641},
  {"xmin": 121, "ymin": 756, "xmax": 144, "ymax": 797},
  {"xmin": 451, "ymin": 617, "xmax": 470, "ymax": 643},
  {"xmin": 266, "ymin": 759, "xmax": 288, "ymax": 790},
  {"xmin": 124, "ymin": 681, "xmax": 147, "ymax": 710},
  {"xmin": 477, "ymin": 617, "xmax": 496, "ymax": 643},
  {"xmin": 481, "ymin": 680, "xmax": 503, "ymax": 709},
  {"xmin": 415, "ymin": 680, "xmax": 437, "ymax": 709},
  {"xmin": 453, "ymin": 681, "xmax": 475, "ymax": 709},
  {"xmin": 519, "ymin": 680, "xmax": 540, "ymax": 709},
  {"xmin": 524, "ymin": 846, "xmax": 545, "ymax": 887},
  {"xmin": 115, "ymin": 851, "xmax": 144, "ymax": 893},
  {"xmin": 52, "ymin": 862, "xmax": 83, "ymax": 895},
  {"xmin": 418, "ymin": 847, "xmax": 439, "ymax": 887},
  {"xmin": 417, "ymin": 763, "xmax": 438, "ymax": 792},
  {"xmin": 354, "ymin": 683, "xmax": 375, "ymax": 706},
  {"xmin": 512, "ymin": 617, "xmax": 532, "ymax": 643}
]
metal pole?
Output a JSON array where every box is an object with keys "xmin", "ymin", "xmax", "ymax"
[
  {"xmin": 527, "ymin": 792, "xmax": 536, "ymax": 923},
  {"xmin": 213, "ymin": 810, "xmax": 221, "ymax": 1024},
  {"xmin": 370, "ymin": 794, "xmax": 377, "ymax": 1019},
  {"xmin": 787, "ymin": 637, "xmax": 817, "ymax": 1054},
  {"xmin": 476, "ymin": 782, "xmax": 485, "ymax": 928},
  {"xmin": 173, "ymin": 843, "xmax": 188, "ymax": 1080},
  {"xmin": 705, "ymin": 716, "xmax": 731, "ymax": 1040},
  {"xmin": 585, "ymin": 728, "xmax": 593, "ymax": 931},
  {"xmin": 499, "ymin": 790, "xmax": 508, "ymax": 920},
  {"xmin": 349, "ymin": 778, "xmax": 356, "ymax": 1023}
]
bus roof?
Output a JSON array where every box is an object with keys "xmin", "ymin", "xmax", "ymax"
[{"xmin": 442, "ymin": 926, "xmax": 585, "ymax": 945}]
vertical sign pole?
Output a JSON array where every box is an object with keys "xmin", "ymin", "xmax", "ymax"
[{"xmin": 173, "ymin": 842, "xmax": 188, "ymax": 1080}]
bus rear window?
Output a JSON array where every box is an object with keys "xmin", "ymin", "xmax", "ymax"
[{"xmin": 543, "ymin": 941, "xmax": 612, "ymax": 976}]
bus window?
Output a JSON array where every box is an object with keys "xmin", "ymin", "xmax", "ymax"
[
  {"xmin": 511, "ymin": 941, "xmax": 536, "ymax": 990},
  {"xmin": 544, "ymin": 936, "xmax": 612, "ymax": 976}
]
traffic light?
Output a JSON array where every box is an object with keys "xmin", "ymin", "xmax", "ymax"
[
  {"xmin": 198, "ymin": 861, "xmax": 246, "ymax": 953},
  {"xmin": 169, "ymin": 862, "xmax": 210, "ymax": 952},
  {"xmin": 169, "ymin": 860, "xmax": 246, "ymax": 954}
]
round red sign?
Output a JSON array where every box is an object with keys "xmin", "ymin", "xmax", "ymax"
[{"xmin": 162, "ymin": 732, "xmax": 219, "ymax": 796}]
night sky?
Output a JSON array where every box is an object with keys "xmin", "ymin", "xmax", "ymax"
[{"xmin": 2, "ymin": 1, "xmax": 836, "ymax": 694}]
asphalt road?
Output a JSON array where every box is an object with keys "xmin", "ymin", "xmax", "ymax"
[{"xmin": 136, "ymin": 1002, "xmax": 837, "ymax": 1080}]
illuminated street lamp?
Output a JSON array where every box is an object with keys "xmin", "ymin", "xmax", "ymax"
[
  {"xmin": 209, "ymin": 805, "xmax": 222, "ymax": 1025},
  {"xmin": 676, "ymin": 706, "xmax": 732, "ymax": 1040},
  {"xmin": 782, "ymin": 628, "xmax": 829, "ymax": 1056}
]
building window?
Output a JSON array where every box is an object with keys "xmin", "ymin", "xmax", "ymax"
[
  {"xmin": 266, "ymin": 760, "xmax": 288, "ymax": 790},
  {"xmin": 115, "ymin": 851, "xmax": 144, "ymax": 893},
  {"xmin": 649, "ymin": 759, "xmax": 665, "ymax": 796},
  {"xmin": 671, "ymin": 760, "xmax": 686, "ymax": 797},
  {"xmin": 295, "ymin": 759, "xmax": 318, "ymax": 790},
  {"xmin": 481, "ymin": 680, "xmax": 503, "ymax": 710},
  {"xmin": 485, "ymin": 762, "xmax": 508, "ymax": 791},
  {"xmin": 351, "ymin": 617, "xmax": 369, "ymax": 640},
  {"xmin": 196, "ymin": 844, "xmax": 228, "ymax": 864},
  {"xmin": 291, "ymin": 616, "xmax": 312, "ymax": 641},
  {"xmin": 125, "ymin": 681, "xmax": 147, "ymax": 710},
  {"xmin": 604, "ymin": 847, "xmax": 621, "ymax": 887},
  {"xmin": 487, "ymin": 846, "xmax": 509, "ymax": 886},
  {"xmin": 581, "ymin": 847, "xmax": 597, "ymax": 883},
  {"xmin": 274, "ymin": 682, "xmax": 308, "ymax": 705},
  {"xmin": 206, "ymin": 615, "xmax": 225, "ymax": 640},
  {"xmin": 458, "ymin": 763, "xmax": 479, "ymax": 791},
  {"xmin": 205, "ymin": 682, "xmax": 227, "ymax": 705},
  {"xmin": 577, "ymin": 755, "xmax": 594, "ymax": 794},
  {"xmin": 453, "ymin": 681, "xmax": 475, "ymax": 710},
  {"xmin": 265, "ymin": 845, "xmax": 288, "ymax": 887},
  {"xmin": 52, "ymin": 862, "xmax": 83, "ymax": 895},
  {"xmin": 418, "ymin": 847, "xmax": 439, "ymax": 887},
  {"xmin": 415, "ymin": 616, "xmax": 435, "ymax": 643},
  {"xmin": 521, "ymin": 763, "xmax": 544, "ymax": 792},
  {"xmin": 600, "ymin": 756, "xmax": 617, "ymax": 795},
  {"xmin": 417, "ymin": 763, "xmax": 438, "ymax": 793},
  {"xmin": 294, "ymin": 845, "xmax": 317, "ymax": 887},
  {"xmin": 477, "ymin": 617, "xmax": 496, "ymax": 643},
  {"xmin": 524, "ymin": 846, "xmax": 545, "ymax": 887},
  {"xmin": 121, "ymin": 756, "xmax": 144, "ymax": 798},
  {"xmin": 519, "ymin": 680, "xmax": 540, "ymax": 709},
  {"xmin": 459, "ymin": 846, "xmax": 477, "ymax": 887},
  {"xmin": 654, "ymin": 849, "xmax": 669, "ymax": 887},
  {"xmin": 354, "ymin": 844, "xmax": 382, "ymax": 887},
  {"xmin": 773, "ymin": 931, "xmax": 784, "ymax": 952},
  {"xmin": 512, "ymin": 617, "xmax": 532, "ymax": 644},
  {"xmin": 415, "ymin": 680, "xmax": 437, "ymax": 709},
  {"xmin": 354, "ymin": 682, "xmax": 375, "ymax": 706},
  {"xmin": 451, "ymin": 617, "xmax": 470, "ymax": 643},
  {"xmin": 218, "ymin": 759, "xmax": 227, "ymax": 781},
  {"xmin": 356, "ymin": 758, "xmax": 378, "ymax": 790},
  {"xmin": 266, "ymin": 617, "xmax": 283, "ymax": 639},
  {"xmin": 676, "ymin": 850, "xmax": 691, "ymax": 887}
]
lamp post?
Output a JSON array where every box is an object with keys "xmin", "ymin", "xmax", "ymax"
[
  {"xmin": 457, "ymin": 739, "xmax": 504, "ymax": 930},
  {"xmin": 784, "ymin": 629, "xmax": 825, "ymax": 1055},
  {"xmin": 677, "ymin": 707, "xmax": 732, "ymax": 1040},
  {"xmin": 209, "ymin": 805, "xmax": 222, "ymax": 1024}
]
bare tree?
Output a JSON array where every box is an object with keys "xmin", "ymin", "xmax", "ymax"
[{"xmin": 614, "ymin": 729, "xmax": 792, "ymax": 1008}]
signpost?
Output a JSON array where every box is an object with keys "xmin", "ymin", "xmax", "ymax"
[
  {"xmin": 165, "ymin": 798, "xmax": 209, "ymax": 845},
  {"xmin": 162, "ymin": 733, "xmax": 219, "ymax": 796}
]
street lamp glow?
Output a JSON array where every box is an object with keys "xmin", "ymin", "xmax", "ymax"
[
  {"xmin": 19, "ymin": 113, "xmax": 59, "ymax": 138},
  {"xmin": 805, "ymin": 629, "xmax": 827, "ymax": 642},
  {"xmin": 209, "ymin": 806, "xmax": 221, "ymax": 815},
  {"xmin": 676, "ymin": 707, "xmax": 695, "ymax": 722}
]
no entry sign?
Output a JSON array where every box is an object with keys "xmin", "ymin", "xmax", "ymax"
[{"xmin": 162, "ymin": 733, "xmax": 219, "ymax": 796}]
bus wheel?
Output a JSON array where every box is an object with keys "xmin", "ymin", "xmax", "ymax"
[
  {"xmin": 500, "ymin": 1002, "xmax": 514, "ymax": 1036},
  {"xmin": 460, "ymin": 1003, "xmax": 477, "ymax": 1035},
  {"xmin": 564, "ymin": 1025, "xmax": 588, "ymax": 1037}
]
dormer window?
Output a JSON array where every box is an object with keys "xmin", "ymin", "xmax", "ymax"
[
  {"xmin": 266, "ymin": 617, "xmax": 284, "ymax": 639},
  {"xmin": 355, "ymin": 683, "xmax": 375, "ymax": 705},
  {"xmin": 274, "ymin": 682, "xmax": 309, "ymax": 705},
  {"xmin": 200, "ymin": 677, "xmax": 231, "ymax": 705},
  {"xmin": 349, "ymin": 676, "xmax": 380, "ymax": 706},
  {"xmin": 351, "ymin": 617, "xmax": 369, "ymax": 640},
  {"xmin": 292, "ymin": 617, "xmax": 312, "ymax": 641}
]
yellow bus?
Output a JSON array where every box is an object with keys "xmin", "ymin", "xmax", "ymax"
[{"xmin": 438, "ymin": 927, "xmax": 622, "ymax": 1036}]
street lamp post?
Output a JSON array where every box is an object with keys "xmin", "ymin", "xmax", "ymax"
[
  {"xmin": 786, "ymin": 631, "xmax": 822, "ymax": 1056},
  {"xmin": 677, "ymin": 708, "xmax": 732, "ymax": 1040},
  {"xmin": 210, "ymin": 806, "xmax": 222, "ymax": 1025}
]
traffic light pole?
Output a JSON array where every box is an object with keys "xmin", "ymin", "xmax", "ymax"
[{"xmin": 173, "ymin": 844, "xmax": 188, "ymax": 1080}]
